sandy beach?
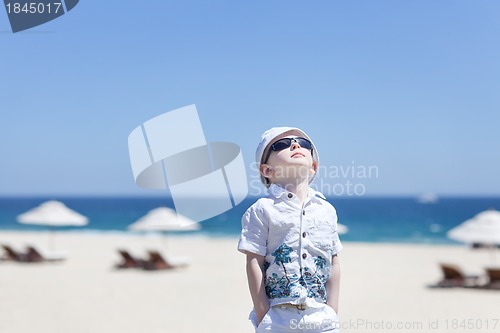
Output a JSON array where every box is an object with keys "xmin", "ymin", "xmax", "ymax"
[{"xmin": 1, "ymin": 231, "xmax": 499, "ymax": 333}]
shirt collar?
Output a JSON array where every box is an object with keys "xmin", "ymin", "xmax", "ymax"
[
  {"xmin": 268, "ymin": 184, "xmax": 326, "ymax": 200},
  {"xmin": 268, "ymin": 184, "xmax": 287, "ymax": 198},
  {"xmin": 311, "ymin": 187, "xmax": 326, "ymax": 200}
]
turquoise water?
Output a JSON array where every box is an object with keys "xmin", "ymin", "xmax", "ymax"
[{"xmin": 1, "ymin": 197, "xmax": 499, "ymax": 244}]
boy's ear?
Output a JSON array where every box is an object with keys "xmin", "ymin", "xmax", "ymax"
[
  {"xmin": 260, "ymin": 164, "xmax": 274, "ymax": 178},
  {"xmin": 310, "ymin": 161, "xmax": 318, "ymax": 176}
]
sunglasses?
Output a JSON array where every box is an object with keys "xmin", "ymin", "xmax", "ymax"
[{"xmin": 263, "ymin": 137, "xmax": 313, "ymax": 164}]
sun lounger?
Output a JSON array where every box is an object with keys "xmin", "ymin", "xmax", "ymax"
[
  {"xmin": 435, "ymin": 263, "xmax": 480, "ymax": 288},
  {"xmin": 26, "ymin": 245, "xmax": 67, "ymax": 262},
  {"xmin": 486, "ymin": 268, "xmax": 500, "ymax": 282},
  {"xmin": 1, "ymin": 244, "xmax": 30, "ymax": 262},
  {"xmin": 144, "ymin": 250, "xmax": 190, "ymax": 271},
  {"xmin": 115, "ymin": 249, "xmax": 147, "ymax": 269},
  {"xmin": 480, "ymin": 268, "xmax": 500, "ymax": 290}
]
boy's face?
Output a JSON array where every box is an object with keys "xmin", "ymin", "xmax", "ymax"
[{"xmin": 260, "ymin": 131, "xmax": 317, "ymax": 185}]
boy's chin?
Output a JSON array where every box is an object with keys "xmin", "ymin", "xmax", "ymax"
[{"xmin": 271, "ymin": 165, "xmax": 313, "ymax": 182}]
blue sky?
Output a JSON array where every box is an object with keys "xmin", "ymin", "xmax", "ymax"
[{"xmin": 1, "ymin": 0, "xmax": 499, "ymax": 197}]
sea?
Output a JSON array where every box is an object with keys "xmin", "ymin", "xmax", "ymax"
[{"xmin": 1, "ymin": 196, "xmax": 499, "ymax": 245}]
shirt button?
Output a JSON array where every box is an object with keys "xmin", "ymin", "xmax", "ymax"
[
  {"xmin": 287, "ymin": 193, "xmax": 293, "ymax": 198},
  {"xmin": 302, "ymin": 232, "xmax": 307, "ymax": 238},
  {"xmin": 302, "ymin": 253, "xmax": 307, "ymax": 259},
  {"xmin": 302, "ymin": 210, "xmax": 305, "ymax": 215}
]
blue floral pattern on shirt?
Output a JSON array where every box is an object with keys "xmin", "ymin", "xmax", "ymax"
[{"xmin": 264, "ymin": 243, "xmax": 330, "ymax": 301}]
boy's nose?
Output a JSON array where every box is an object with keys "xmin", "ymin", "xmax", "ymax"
[{"xmin": 290, "ymin": 140, "xmax": 301, "ymax": 150}]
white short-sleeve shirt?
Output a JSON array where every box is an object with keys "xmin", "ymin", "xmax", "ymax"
[{"xmin": 238, "ymin": 184, "xmax": 343, "ymax": 308}]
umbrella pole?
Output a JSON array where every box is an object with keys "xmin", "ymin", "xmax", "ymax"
[
  {"xmin": 162, "ymin": 233, "xmax": 169, "ymax": 253},
  {"xmin": 49, "ymin": 227, "xmax": 55, "ymax": 251},
  {"xmin": 491, "ymin": 245, "xmax": 496, "ymax": 264}
]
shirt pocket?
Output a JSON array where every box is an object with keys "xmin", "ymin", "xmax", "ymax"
[{"xmin": 310, "ymin": 218, "xmax": 335, "ymax": 253}]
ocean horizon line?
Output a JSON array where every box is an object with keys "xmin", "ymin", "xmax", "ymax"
[{"xmin": 1, "ymin": 194, "xmax": 500, "ymax": 199}]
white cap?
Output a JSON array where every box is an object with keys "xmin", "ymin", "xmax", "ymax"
[{"xmin": 255, "ymin": 127, "xmax": 320, "ymax": 187}]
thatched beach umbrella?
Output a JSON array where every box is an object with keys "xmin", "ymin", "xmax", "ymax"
[
  {"xmin": 17, "ymin": 200, "xmax": 88, "ymax": 250},
  {"xmin": 447, "ymin": 209, "xmax": 500, "ymax": 262},
  {"xmin": 128, "ymin": 207, "xmax": 200, "ymax": 250},
  {"xmin": 129, "ymin": 207, "xmax": 200, "ymax": 231}
]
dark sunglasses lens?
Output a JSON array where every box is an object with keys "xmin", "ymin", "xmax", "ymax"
[
  {"xmin": 296, "ymin": 138, "xmax": 312, "ymax": 150},
  {"xmin": 272, "ymin": 139, "xmax": 291, "ymax": 151}
]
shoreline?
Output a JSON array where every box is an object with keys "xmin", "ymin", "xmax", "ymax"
[{"xmin": 0, "ymin": 228, "xmax": 464, "ymax": 245}]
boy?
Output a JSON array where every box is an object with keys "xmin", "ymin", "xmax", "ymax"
[{"xmin": 238, "ymin": 127, "xmax": 342, "ymax": 332}]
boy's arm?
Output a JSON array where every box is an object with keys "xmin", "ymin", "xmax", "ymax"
[
  {"xmin": 325, "ymin": 254, "xmax": 340, "ymax": 314},
  {"xmin": 246, "ymin": 252, "xmax": 270, "ymax": 325}
]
